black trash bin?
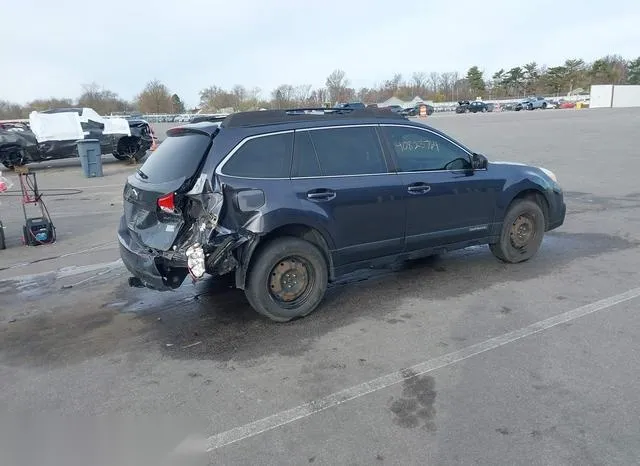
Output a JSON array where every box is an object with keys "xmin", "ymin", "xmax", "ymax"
[{"xmin": 76, "ymin": 139, "xmax": 103, "ymax": 178}]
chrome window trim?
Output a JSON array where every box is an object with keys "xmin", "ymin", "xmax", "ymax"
[{"xmin": 215, "ymin": 123, "xmax": 487, "ymax": 181}]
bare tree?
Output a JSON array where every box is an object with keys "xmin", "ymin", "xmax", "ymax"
[
  {"xmin": 294, "ymin": 84, "xmax": 312, "ymax": 106},
  {"xmin": 308, "ymin": 88, "xmax": 328, "ymax": 107},
  {"xmin": 271, "ymin": 84, "xmax": 296, "ymax": 109},
  {"xmin": 78, "ymin": 82, "xmax": 131, "ymax": 114},
  {"xmin": 199, "ymin": 85, "xmax": 236, "ymax": 111},
  {"xmin": 411, "ymin": 72, "xmax": 427, "ymax": 95},
  {"xmin": 325, "ymin": 69, "xmax": 350, "ymax": 104},
  {"xmin": 136, "ymin": 80, "xmax": 173, "ymax": 113},
  {"xmin": 0, "ymin": 100, "xmax": 25, "ymax": 119},
  {"xmin": 428, "ymin": 72, "xmax": 440, "ymax": 93},
  {"xmin": 26, "ymin": 98, "xmax": 74, "ymax": 112}
]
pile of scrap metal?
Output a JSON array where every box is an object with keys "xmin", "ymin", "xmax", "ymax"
[{"xmin": 0, "ymin": 107, "xmax": 154, "ymax": 169}]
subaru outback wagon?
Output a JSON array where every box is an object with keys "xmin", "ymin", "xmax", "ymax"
[{"xmin": 118, "ymin": 108, "xmax": 565, "ymax": 322}]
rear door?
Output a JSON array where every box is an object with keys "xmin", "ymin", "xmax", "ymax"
[
  {"xmin": 381, "ymin": 124, "xmax": 502, "ymax": 251},
  {"xmin": 123, "ymin": 127, "xmax": 213, "ymax": 251},
  {"xmin": 290, "ymin": 125, "xmax": 406, "ymax": 266}
]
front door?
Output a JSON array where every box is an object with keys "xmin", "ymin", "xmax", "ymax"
[
  {"xmin": 291, "ymin": 126, "xmax": 406, "ymax": 267},
  {"xmin": 381, "ymin": 124, "xmax": 502, "ymax": 251}
]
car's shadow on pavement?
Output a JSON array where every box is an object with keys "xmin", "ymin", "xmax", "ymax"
[
  {"xmin": 124, "ymin": 230, "xmax": 637, "ymax": 363},
  {"xmin": 0, "ymin": 231, "xmax": 637, "ymax": 369}
]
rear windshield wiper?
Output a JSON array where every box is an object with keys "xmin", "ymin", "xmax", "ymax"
[{"xmin": 137, "ymin": 169, "xmax": 149, "ymax": 180}]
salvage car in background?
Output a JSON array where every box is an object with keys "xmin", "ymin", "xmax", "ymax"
[
  {"xmin": 515, "ymin": 96, "xmax": 548, "ymax": 111},
  {"xmin": 400, "ymin": 103, "xmax": 434, "ymax": 117},
  {"xmin": 0, "ymin": 108, "xmax": 153, "ymax": 169},
  {"xmin": 456, "ymin": 100, "xmax": 490, "ymax": 113}
]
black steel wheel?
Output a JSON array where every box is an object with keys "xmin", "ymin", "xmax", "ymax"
[
  {"xmin": 490, "ymin": 199, "xmax": 546, "ymax": 263},
  {"xmin": 245, "ymin": 237, "xmax": 328, "ymax": 322}
]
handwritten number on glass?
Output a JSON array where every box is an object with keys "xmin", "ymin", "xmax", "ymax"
[{"xmin": 394, "ymin": 139, "xmax": 440, "ymax": 153}]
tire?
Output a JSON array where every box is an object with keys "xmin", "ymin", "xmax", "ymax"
[
  {"xmin": 490, "ymin": 199, "xmax": 546, "ymax": 263},
  {"xmin": 527, "ymin": 104, "xmax": 533, "ymax": 111},
  {"xmin": 482, "ymin": 107, "xmax": 487, "ymax": 113},
  {"xmin": 245, "ymin": 236, "xmax": 328, "ymax": 322},
  {"xmin": 0, "ymin": 222, "xmax": 6, "ymax": 250},
  {"xmin": 115, "ymin": 137, "xmax": 145, "ymax": 163},
  {"xmin": 542, "ymin": 103, "xmax": 547, "ymax": 109}
]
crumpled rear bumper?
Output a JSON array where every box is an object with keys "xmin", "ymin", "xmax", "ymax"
[{"xmin": 118, "ymin": 216, "xmax": 185, "ymax": 291}]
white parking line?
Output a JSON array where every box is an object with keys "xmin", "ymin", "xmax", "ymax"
[{"xmin": 205, "ymin": 287, "xmax": 640, "ymax": 451}]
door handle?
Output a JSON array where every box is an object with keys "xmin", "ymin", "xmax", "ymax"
[
  {"xmin": 407, "ymin": 183, "xmax": 431, "ymax": 194},
  {"xmin": 306, "ymin": 190, "xmax": 336, "ymax": 201}
]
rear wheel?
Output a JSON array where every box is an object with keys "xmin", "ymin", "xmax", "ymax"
[
  {"xmin": 114, "ymin": 137, "xmax": 146, "ymax": 162},
  {"xmin": 490, "ymin": 199, "xmax": 545, "ymax": 263},
  {"xmin": 245, "ymin": 237, "xmax": 328, "ymax": 322}
]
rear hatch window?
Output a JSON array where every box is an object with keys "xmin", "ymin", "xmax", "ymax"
[
  {"xmin": 123, "ymin": 129, "xmax": 213, "ymax": 251},
  {"xmin": 137, "ymin": 130, "xmax": 211, "ymax": 184}
]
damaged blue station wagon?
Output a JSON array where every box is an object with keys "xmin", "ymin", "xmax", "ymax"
[{"xmin": 118, "ymin": 108, "xmax": 565, "ymax": 322}]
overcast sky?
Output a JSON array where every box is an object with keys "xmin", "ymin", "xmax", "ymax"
[{"xmin": 2, "ymin": 0, "xmax": 639, "ymax": 107}]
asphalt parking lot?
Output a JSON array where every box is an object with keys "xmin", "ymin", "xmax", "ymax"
[{"xmin": 1, "ymin": 108, "xmax": 640, "ymax": 466}]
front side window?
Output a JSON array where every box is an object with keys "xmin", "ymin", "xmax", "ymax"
[
  {"xmin": 222, "ymin": 132, "xmax": 293, "ymax": 178},
  {"xmin": 306, "ymin": 126, "xmax": 387, "ymax": 176},
  {"xmin": 384, "ymin": 126, "xmax": 472, "ymax": 172}
]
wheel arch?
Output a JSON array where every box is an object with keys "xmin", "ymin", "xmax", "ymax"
[
  {"xmin": 505, "ymin": 188, "xmax": 550, "ymax": 230},
  {"xmin": 234, "ymin": 223, "xmax": 335, "ymax": 290}
]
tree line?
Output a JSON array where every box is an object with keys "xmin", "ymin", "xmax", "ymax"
[{"xmin": 2, "ymin": 55, "xmax": 639, "ymax": 119}]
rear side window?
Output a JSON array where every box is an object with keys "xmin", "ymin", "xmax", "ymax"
[
  {"xmin": 307, "ymin": 126, "xmax": 387, "ymax": 176},
  {"xmin": 137, "ymin": 132, "xmax": 210, "ymax": 183},
  {"xmin": 222, "ymin": 132, "xmax": 293, "ymax": 178}
]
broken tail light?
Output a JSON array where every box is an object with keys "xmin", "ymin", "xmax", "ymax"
[{"xmin": 157, "ymin": 193, "xmax": 176, "ymax": 213}]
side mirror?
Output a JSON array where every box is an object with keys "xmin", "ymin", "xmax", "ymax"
[{"xmin": 472, "ymin": 153, "xmax": 488, "ymax": 169}]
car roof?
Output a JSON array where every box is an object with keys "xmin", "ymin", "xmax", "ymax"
[{"xmin": 219, "ymin": 108, "xmax": 407, "ymax": 129}]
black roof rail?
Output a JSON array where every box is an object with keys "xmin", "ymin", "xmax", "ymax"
[
  {"xmin": 190, "ymin": 114, "xmax": 228, "ymax": 124},
  {"xmin": 221, "ymin": 107, "xmax": 407, "ymax": 128}
]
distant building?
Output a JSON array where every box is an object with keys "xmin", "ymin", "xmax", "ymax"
[{"xmin": 378, "ymin": 96, "xmax": 433, "ymax": 108}]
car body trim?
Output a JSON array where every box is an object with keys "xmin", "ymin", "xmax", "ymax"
[{"xmin": 215, "ymin": 122, "xmax": 487, "ymax": 180}]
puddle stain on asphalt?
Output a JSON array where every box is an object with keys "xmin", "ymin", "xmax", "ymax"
[
  {"xmin": 389, "ymin": 368, "xmax": 437, "ymax": 431},
  {"xmin": 0, "ymin": 231, "xmax": 638, "ymax": 368}
]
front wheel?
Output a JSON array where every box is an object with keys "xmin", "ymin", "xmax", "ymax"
[
  {"xmin": 490, "ymin": 199, "xmax": 545, "ymax": 263},
  {"xmin": 245, "ymin": 237, "xmax": 328, "ymax": 322}
]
